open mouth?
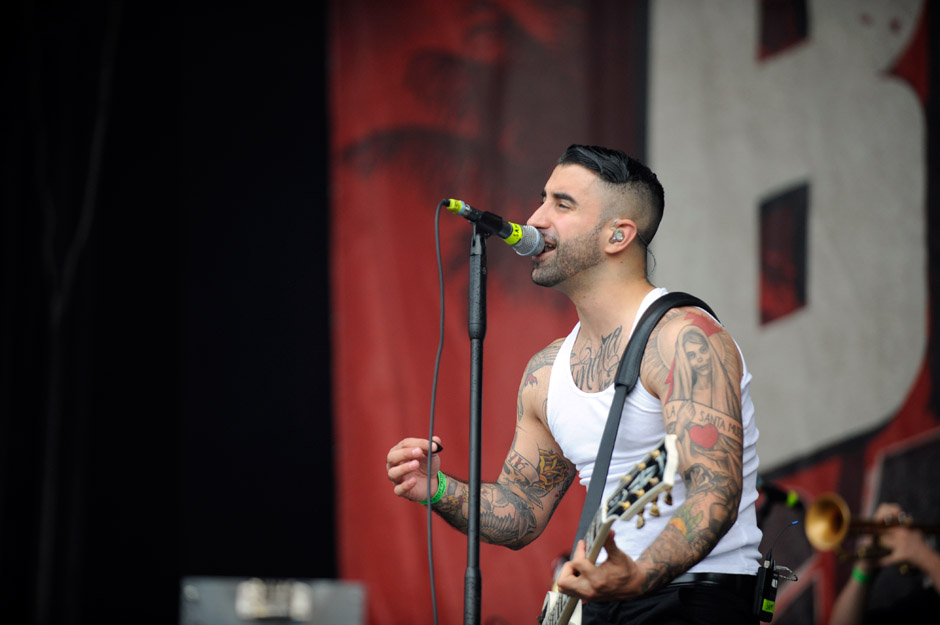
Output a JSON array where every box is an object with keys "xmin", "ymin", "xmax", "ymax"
[{"xmin": 536, "ymin": 240, "xmax": 557, "ymax": 258}]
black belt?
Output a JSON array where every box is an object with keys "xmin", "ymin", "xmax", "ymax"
[{"xmin": 669, "ymin": 572, "xmax": 756, "ymax": 595}]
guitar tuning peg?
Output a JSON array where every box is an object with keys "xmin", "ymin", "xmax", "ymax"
[
  {"xmin": 664, "ymin": 489, "xmax": 673, "ymax": 506},
  {"xmin": 650, "ymin": 501, "xmax": 660, "ymax": 517},
  {"xmin": 636, "ymin": 510, "xmax": 645, "ymax": 529},
  {"xmin": 636, "ymin": 461, "xmax": 647, "ymax": 471}
]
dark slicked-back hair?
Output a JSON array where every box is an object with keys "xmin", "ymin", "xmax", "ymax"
[{"xmin": 557, "ymin": 144, "xmax": 665, "ymax": 246}]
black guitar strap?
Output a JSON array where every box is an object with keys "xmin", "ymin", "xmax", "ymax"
[{"xmin": 572, "ymin": 292, "xmax": 717, "ymax": 554}]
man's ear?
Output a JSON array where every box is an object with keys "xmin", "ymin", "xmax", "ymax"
[{"xmin": 606, "ymin": 219, "xmax": 638, "ymax": 251}]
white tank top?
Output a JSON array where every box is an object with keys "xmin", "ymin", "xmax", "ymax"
[{"xmin": 547, "ymin": 287, "xmax": 762, "ymax": 573}]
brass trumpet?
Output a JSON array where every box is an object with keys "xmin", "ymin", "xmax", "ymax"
[{"xmin": 804, "ymin": 492, "xmax": 940, "ymax": 553}]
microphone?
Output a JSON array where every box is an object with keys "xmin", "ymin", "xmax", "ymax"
[{"xmin": 442, "ymin": 199, "xmax": 545, "ymax": 257}]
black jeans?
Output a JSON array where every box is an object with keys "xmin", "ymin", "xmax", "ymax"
[{"xmin": 580, "ymin": 579, "xmax": 757, "ymax": 625}]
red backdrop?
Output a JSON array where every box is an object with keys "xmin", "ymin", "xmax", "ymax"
[
  {"xmin": 329, "ymin": 2, "xmax": 647, "ymax": 623},
  {"xmin": 330, "ymin": 2, "xmax": 937, "ymax": 624}
]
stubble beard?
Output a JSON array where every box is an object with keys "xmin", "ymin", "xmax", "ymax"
[{"xmin": 530, "ymin": 222, "xmax": 604, "ymax": 288}]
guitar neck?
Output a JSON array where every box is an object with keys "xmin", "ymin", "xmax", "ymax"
[{"xmin": 582, "ymin": 513, "xmax": 616, "ymax": 563}]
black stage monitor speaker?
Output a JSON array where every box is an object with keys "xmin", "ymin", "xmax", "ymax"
[{"xmin": 180, "ymin": 577, "xmax": 365, "ymax": 625}]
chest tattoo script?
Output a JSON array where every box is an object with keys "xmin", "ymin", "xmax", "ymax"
[{"xmin": 570, "ymin": 326, "xmax": 624, "ymax": 392}]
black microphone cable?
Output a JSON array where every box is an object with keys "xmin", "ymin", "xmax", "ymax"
[{"xmin": 425, "ymin": 201, "xmax": 447, "ymax": 625}]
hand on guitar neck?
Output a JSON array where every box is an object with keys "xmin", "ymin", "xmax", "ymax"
[
  {"xmin": 559, "ymin": 530, "xmax": 643, "ymax": 601},
  {"xmin": 538, "ymin": 435, "xmax": 677, "ymax": 625}
]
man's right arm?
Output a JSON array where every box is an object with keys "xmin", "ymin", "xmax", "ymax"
[
  {"xmin": 435, "ymin": 340, "xmax": 576, "ymax": 549},
  {"xmin": 388, "ymin": 340, "xmax": 577, "ymax": 550}
]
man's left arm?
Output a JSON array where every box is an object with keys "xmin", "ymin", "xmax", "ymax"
[{"xmin": 636, "ymin": 306, "xmax": 745, "ymax": 591}]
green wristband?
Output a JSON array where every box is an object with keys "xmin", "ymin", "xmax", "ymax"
[
  {"xmin": 851, "ymin": 566, "xmax": 873, "ymax": 584},
  {"xmin": 419, "ymin": 471, "xmax": 446, "ymax": 506}
]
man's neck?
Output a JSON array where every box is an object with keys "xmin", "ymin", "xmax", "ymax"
[
  {"xmin": 563, "ymin": 276, "xmax": 656, "ymax": 393},
  {"xmin": 570, "ymin": 276, "xmax": 656, "ymax": 346}
]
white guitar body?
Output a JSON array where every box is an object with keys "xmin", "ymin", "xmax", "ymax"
[
  {"xmin": 539, "ymin": 590, "xmax": 581, "ymax": 625},
  {"xmin": 537, "ymin": 435, "xmax": 679, "ymax": 625}
]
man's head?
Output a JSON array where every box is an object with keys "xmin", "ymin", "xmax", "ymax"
[
  {"xmin": 526, "ymin": 145, "xmax": 664, "ymax": 291},
  {"xmin": 555, "ymin": 144, "xmax": 665, "ymax": 248}
]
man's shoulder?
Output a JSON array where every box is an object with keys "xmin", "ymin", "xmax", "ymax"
[
  {"xmin": 641, "ymin": 303, "xmax": 743, "ymax": 396},
  {"xmin": 525, "ymin": 337, "xmax": 565, "ymax": 377},
  {"xmin": 648, "ymin": 302, "xmax": 735, "ymax": 346},
  {"xmin": 645, "ymin": 290, "xmax": 716, "ymax": 328},
  {"xmin": 517, "ymin": 338, "xmax": 566, "ymax": 425}
]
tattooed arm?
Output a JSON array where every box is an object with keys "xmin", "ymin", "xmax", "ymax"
[
  {"xmin": 386, "ymin": 340, "xmax": 577, "ymax": 550},
  {"xmin": 555, "ymin": 306, "xmax": 745, "ymax": 601},
  {"xmin": 635, "ymin": 306, "xmax": 745, "ymax": 589}
]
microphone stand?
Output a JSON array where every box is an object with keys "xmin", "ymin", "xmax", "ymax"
[{"xmin": 464, "ymin": 226, "xmax": 486, "ymax": 625}]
